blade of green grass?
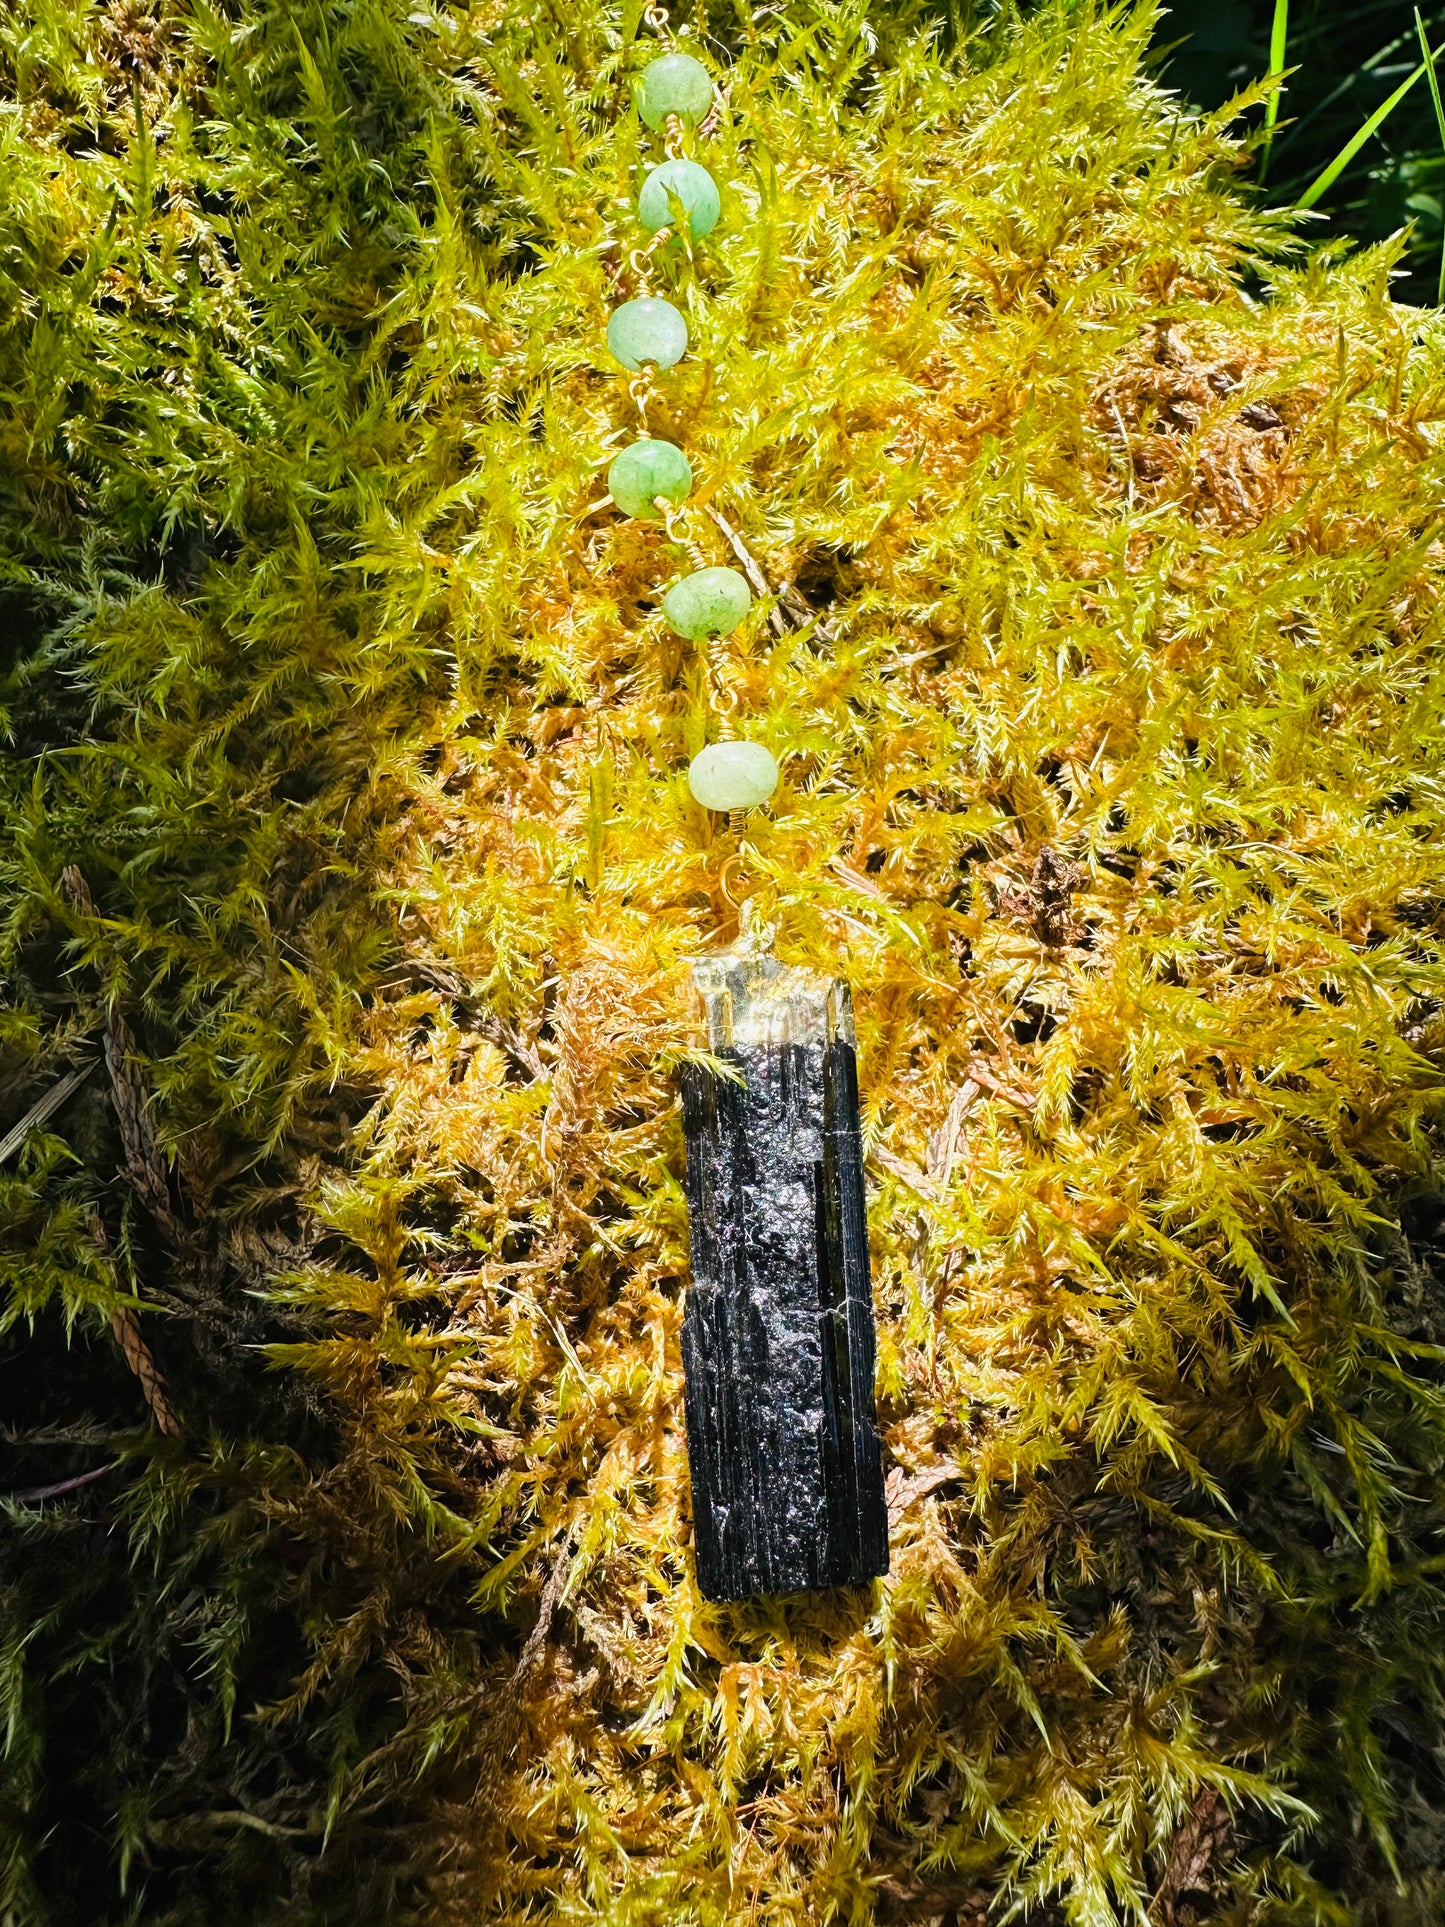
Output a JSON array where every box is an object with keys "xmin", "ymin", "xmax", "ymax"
[
  {"xmin": 1271, "ymin": 25, "xmax": 1417, "ymax": 174},
  {"xmin": 1297, "ymin": 44, "xmax": 1443, "ymax": 209},
  {"xmin": 1260, "ymin": 0, "xmax": 1289, "ymax": 183},
  {"xmin": 1415, "ymin": 7, "xmax": 1445, "ymax": 304}
]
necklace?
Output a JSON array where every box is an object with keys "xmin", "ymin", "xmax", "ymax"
[
  {"xmin": 597, "ymin": 14, "xmax": 889, "ymax": 1603},
  {"xmin": 604, "ymin": 14, "xmax": 777, "ymax": 837}
]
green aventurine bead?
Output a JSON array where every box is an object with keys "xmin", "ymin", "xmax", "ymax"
[
  {"xmin": 607, "ymin": 296, "xmax": 688, "ymax": 373},
  {"xmin": 608, "ymin": 438, "xmax": 693, "ymax": 519},
  {"xmin": 639, "ymin": 53, "xmax": 714, "ymax": 132},
  {"xmin": 662, "ymin": 567, "xmax": 752, "ymax": 640},
  {"xmin": 638, "ymin": 159, "xmax": 720, "ymax": 240},
  {"xmin": 688, "ymin": 741, "xmax": 780, "ymax": 811}
]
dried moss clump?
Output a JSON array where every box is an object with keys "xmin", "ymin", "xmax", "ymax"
[{"xmin": 5, "ymin": 1, "xmax": 1445, "ymax": 1922}]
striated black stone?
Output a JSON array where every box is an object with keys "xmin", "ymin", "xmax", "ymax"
[{"xmin": 679, "ymin": 972, "xmax": 889, "ymax": 1602}]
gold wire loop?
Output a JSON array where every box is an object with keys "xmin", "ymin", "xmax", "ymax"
[
  {"xmin": 643, "ymin": 0, "xmax": 671, "ymax": 35},
  {"xmin": 718, "ymin": 852, "xmax": 748, "ymax": 907},
  {"xmin": 664, "ymin": 112, "xmax": 685, "ymax": 160},
  {"xmin": 629, "ymin": 371, "xmax": 653, "ymax": 429},
  {"xmin": 629, "ymin": 227, "xmax": 673, "ymax": 294},
  {"xmin": 709, "ymin": 663, "xmax": 739, "ymax": 740}
]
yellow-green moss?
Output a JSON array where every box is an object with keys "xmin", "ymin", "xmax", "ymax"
[{"xmin": 4, "ymin": 2, "xmax": 1445, "ymax": 1922}]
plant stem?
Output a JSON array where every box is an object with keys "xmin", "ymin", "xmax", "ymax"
[
  {"xmin": 1270, "ymin": 26, "xmax": 1418, "ymax": 175},
  {"xmin": 1415, "ymin": 7, "xmax": 1445, "ymax": 304},
  {"xmin": 1297, "ymin": 41, "xmax": 1445, "ymax": 209},
  {"xmin": 1260, "ymin": 0, "xmax": 1290, "ymax": 184}
]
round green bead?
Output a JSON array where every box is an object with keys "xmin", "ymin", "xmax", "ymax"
[
  {"xmin": 688, "ymin": 741, "xmax": 780, "ymax": 811},
  {"xmin": 608, "ymin": 438, "xmax": 693, "ymax": 519},
  {"xmin": 638, "ymin": 159, "xmax": 720, "ymax": 240},
  {"xmin": 639, "ymin": 53, "xmax": 713, "ymax": 132},
  {"xmin": 662, "ymin": 567, "xmax": 752, "ymax": 640},
  {"xmin": 606, "ymin": 296, "xmax": 688, "ymax": 373}
]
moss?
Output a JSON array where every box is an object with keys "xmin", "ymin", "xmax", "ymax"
[{"xmin": 4, "ymin": 1, "xmax": 1445, "ymax": 1922}]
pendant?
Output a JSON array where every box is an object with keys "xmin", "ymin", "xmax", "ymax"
[{"xmin": 679, "ymin": 909, "xmax": 889, "ymax": 1602}]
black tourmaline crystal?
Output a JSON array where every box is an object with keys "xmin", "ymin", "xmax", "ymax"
[{"xmin": 680, "ymin": 929, "xmax": 889, "ymax": 1602}]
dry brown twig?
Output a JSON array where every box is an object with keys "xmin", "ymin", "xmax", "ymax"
[
  {"xmin": 459, "ymin": 1515, "xmax": 581, "ymax": 1851},
  {"xmin": 60, "ymin": 866, "xmax": 185, "ymax": 1247},
  {"xmin": 0, "ymin": 1055, "xmax": 101, "ymax": 1166},
  {"xmin": 8, "ymin": 1463, "xmax": 119, "ymax": 1505},
  {"xmin": 1030, "ymin": 846, "xmax": 1084, "ymax": 948},
  {"xmin": 57, "ymin": 868, "xmax": 183, "ymax": 1435},
  {"xmin": 926, "ymin": 1079, "xmax": 982, "ymax": 1185},
  {"xmin": 991, "ymin": 845, "xmax": 1083, "ymax": 949},
  {"xmin": 1151, "ymin": 1787, "xmax": 1231, "ymax": 1923},
  {"xmin": 704, "ymin": 504, "xmax": 834, "ymax": 641},
  {"xmin": 475, "ymin": 1012, "xmax": 549, "ymax": 1085},
  {"xmin": 509, "ymin": 1520, "xmax": 579, "ymax": 1692},
  {"xmin": 866, "ymin": 1143, "xmax": 939, "ymax": 1199},
  {"xmin": 93, "ymin": 1211, "xmax": 181, "ymax": 1437},
  {"xmin": 884, "ymin": 1458, "xmax": 963, "ymax": 1524}
]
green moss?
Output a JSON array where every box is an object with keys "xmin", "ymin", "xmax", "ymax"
[{"xmin": 3, "ymin": 1, "xmax": 1445, "ymax": 1923}]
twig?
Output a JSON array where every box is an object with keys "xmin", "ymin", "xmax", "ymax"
[
  {"xmin": 1151, "ymin": 1786, "xmax": 1231, "ymax": 1923},
  {"xmin": 703, "ymin": 505, "xmax": 791, "ymax": 638},
  {"xmin": 510, "ymin": 1519, "xmax": 579, "ymax": 1689},
  {"xmin": 925, "ymin": 1078, "xmax": 981, "ymax": 1185},
  {"xmin": 391, "ymin": 961, "xmax": 549, "ymax": 1085},
  {"xmin": 963, "ymin": 1057, "xmax": 1037, "ymax": 1112},
  {"xmin": 93, "ymin": 1212, "xmax": 181, "ymax": 1435},
  {"xmin": 189, "ymin": 1810, "xmax": 314, "ymax": 1840},
  {"xmin": 61, "ymin": 867, "xmax": 185, "ymax": 1246},
  {"xmin": 7, "ymin": 1462, "xmax": 119, "ymax": 1504},
  {"xmin": 111, "ymin": 1305, "xmax": 181, "ymax": 1435},
  {"xmin": 0, "ymin": 1055, "xmax": 101, "ymax": 1165},
  {"xmin": 830, "ymin": 857, "xmax": 888, "ymax": 902},
  {"xmin": 866, "ymin": 1144, "xmax": 940, "ymax": 1199},
  {"xmin": 462, "ymin": 1518, "xmax": 583, "ymax": 1833},
  {"xmin": 884, "ymin": 1459, "xmax": 963, "ymax": 1524},
  {"xmin": 874, "ymin": 1873, "xmax": 991, "ymax": 1909},
  {"xmin": 476, "ymin": 1013, "xmax": 548, "ymax": 1084},
  {"xmin": 704, "ymin": 506, "xmax": 835, "ymax": 638},
  {"xmin": 1109, "ymin": 397, "xmax": 1136, "ymax": 510}
]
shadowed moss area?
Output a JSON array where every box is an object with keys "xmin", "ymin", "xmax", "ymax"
[{"xmin": 4, "ymin": 2, "xmax": 1445, "ymax": 1922}]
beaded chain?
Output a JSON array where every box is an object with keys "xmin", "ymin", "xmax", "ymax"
[{"xmin": 603, "ymin": 17, "xmax": 779, "ymax": 868}]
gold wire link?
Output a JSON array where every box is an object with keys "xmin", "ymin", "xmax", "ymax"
[
  {"xmin": 628, "ymin": 371, "xmax": 655, "ymax": 430},
  {"xmin": 663, "ymin": 111, "xmax": 686, "ymax": 160},
  {"xmin": 643, "ymin": 0, "xmax": 672, "ymax": 38},
  {"xmin": 660, "ymin": 499, "xmax": 692, "ymax": 544},
  {"xmin": 708, "ymin": 650, "xmax": 739, "ymax": 737},
  {"xmin": 659, "ymin": 498, "xmax": 712, "ymax": 569},
  {"xmin": 628, "ymin": 225, "xmax": 673, "ymax": 294},
  {"xmin": 705, "ymin": 651, "xmax": 751, "ymax": 907},
  {"xmin": 718, "ymin": 850, "xmax": 748, "ymax": 907}
]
